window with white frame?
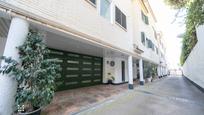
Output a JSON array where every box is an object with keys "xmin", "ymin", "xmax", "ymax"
[
  {"xmin": 141, "ymin": 32, "xmax": 146, "ymax": 45},
  {"xmin": 152, "ymin": 43, "xmax": 155, "ymax": 51},
  {"xmin": 115, "ymin": 6, "xmax": 127, "ymax": 29},
  {"xmin": 100, "ymin": 0, "xmax": 111, "ymax": 20},
  {"xmin": 146, "ymin": 38, "xmax": 151, "ymax": 48},
  {"xmin": 141, "ymin": 11, "xmax": 149, "ymax": 25},
  {"xmin": 147, "ymin": 38, "xmax": 154, "ymax": 49},
  {"xmin": 156, "ymin": 47, "xmax": 159, "ymax": 54}
]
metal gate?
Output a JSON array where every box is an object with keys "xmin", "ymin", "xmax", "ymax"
[{"xmin": 49, "ymin": 48, "xmax": 103, "ymax": 91}]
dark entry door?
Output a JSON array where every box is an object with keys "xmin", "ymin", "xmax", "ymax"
[
  {"xmin": 121, "ymin": 61, "xmax": 125, "ymax": 82},
  {"xmin": 48, "ymin": 48, "xmax": 103, "ymax": 91}
]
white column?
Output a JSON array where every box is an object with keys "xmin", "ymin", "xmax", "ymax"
[
  {"xmin": 157, "ymin": 66, "xmax": 160, "ymax": 77},
  {"xmin": 159, "ymin": 65, "xmax": 162, "ymax": 78},
  {"xmin": 133, "ymin": 63, "xmax": 137, "ymax": 79},
  {"xmin": 160, "ymin": 66, "xmax": 162, "ymax": 77},
  {"xmin": 161, "ymin": 66, "xmax": 163, "ymax": 76},
  {"xmin": 165, "ymin": 67, "xmax": 167, "ymax": 76},
  {"xmin": 128, "ymin": 56, "xmax": 134, "ymax": 89},
  {"xmin": 0, "ymin": 17, "xmax": 29, "ymax": 114},
  {"xmin": 164, "ymin": 67, "xmax": 166, "ymax": 76},
  {"xmin": 102, "ymin": 57, "xmax": 107, "ymax": 83},
  {"xmin": 139, "ymin": 58, "xmax": 144, "ymax": 85}
]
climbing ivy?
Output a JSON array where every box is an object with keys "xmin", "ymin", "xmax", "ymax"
[
  {"xmin": 164, "ymin": 0, "xmax": 188, "ymax": 9},
  {"xmin": 180, "ymin": 0, "xmax": 204, "ymax": 65},
  {"xmin": 0, "ymin": 30, "xmax": 61, "ymax": 111},
  {"xmin": 165, "ymin": 0, "xmax": 204, "ymax": 65}
]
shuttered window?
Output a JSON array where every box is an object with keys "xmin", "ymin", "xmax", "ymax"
[
  {"xmin": 156, "ymin": 47, "xmax": 159, "ymax": 54},
  {"xmin": 141, "ymin": 11, "xmax": 149, "ymax": 25},
  {"xmin": 90, "ymin": 0, "xmax": 96, "ymax": 5},
  {"xmin": 146, "ymin": 38, "xmax": 151, "ymax": 48},
  {"xmin": 152, "ymin": 43, "xmax": 155, "ymax": 51},
  {"xmin": 146, "ymin": 38, "xmax": 155, "ymax": 51},
  {"xmin": 116, "ymin": 7, "xmax": 121, "ymax": 25},
  {"xmin": 87, "ymin": 0, "xmax": 96, "ymax": 6},
  {"xmin": 115, "ymin": 6, "xmax": 127, "ymax": 29},
  {"xmin": 121, "ymin": 13, "xmax": 126, "ymax": 29}
]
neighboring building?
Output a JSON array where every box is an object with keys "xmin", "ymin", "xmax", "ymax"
[{"xmin": 0, "ymin": 0, "xmax": 168, "ymax": 114}]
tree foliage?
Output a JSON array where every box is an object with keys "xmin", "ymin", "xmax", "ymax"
[
  {"xmin": 180, "ymin": 0, "xmax": 204, "ymax": 65},
  {"xmin": 0, "ymin": 30, "xmax": 61, "ymax": 111},
  {"xmin": 165, "ymin": 0, "xmax": 204, "ymax": 65},
  {"xmin": 164, "ymin": 0, "xmax": 189, "ymax": 9}
]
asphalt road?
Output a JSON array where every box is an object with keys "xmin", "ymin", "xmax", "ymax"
[{"xmin": 76, "ymin": 76, "xmax": 204, "ymax": 115}]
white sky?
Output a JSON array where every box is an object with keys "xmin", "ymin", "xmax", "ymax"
[{"xmin": 149, "ymin": 0, "xmax": 185, "ymax": 69}]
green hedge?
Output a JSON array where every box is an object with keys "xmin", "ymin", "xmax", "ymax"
[
  {"xmin": 165, "ymin": 0, "xmax": 204, "ymax": 65},
  {"xmin": 180, "ymin": 0, "xmax": 204, "ymax": 65}
]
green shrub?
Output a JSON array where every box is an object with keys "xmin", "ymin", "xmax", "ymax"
[{"xmin": 0, "ymin": 30, "xmax": 61, "ymax": 112}]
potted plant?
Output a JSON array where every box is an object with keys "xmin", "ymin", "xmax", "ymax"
[
  {"xmin": 0, "ymin": 30, "xmax": 60, "ymax": 115},
  {"xmin": 151, "ymin": 66, "xmax": 157, "ymax": 82},
  {"xmin": 107, "ymin": 73, "xmax": 115, "ymax": 84}
]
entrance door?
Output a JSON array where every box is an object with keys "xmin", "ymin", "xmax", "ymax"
[
  {"xmin": 121, "ymin": 61, "xmax": 125, "ymax": 82},
  {"xmin": 49, "ymin": 48, "xmax": 103, "ymax": 91}
]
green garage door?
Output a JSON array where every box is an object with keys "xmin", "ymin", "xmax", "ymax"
[{"xmin": 49, "ymin": 48, "xmax": 103, "ymax": 91}]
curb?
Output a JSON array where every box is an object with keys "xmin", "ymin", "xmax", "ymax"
[{"xmin": 183, "ymin": 76, "xmax": 204, "ymax": 93}]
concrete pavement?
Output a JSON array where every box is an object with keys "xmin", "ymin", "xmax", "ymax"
[{"xmin": 75, "ymin": 76, "xmax": 204, "ymax": 115}]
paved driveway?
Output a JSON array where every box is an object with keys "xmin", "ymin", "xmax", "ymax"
[
  {"xmin": 42, "ymin": 81, "xmax": 139, "ymax": 115},
  {"xmin": 76, "ymin": 76, "xmax": 204, "ymax": 115}
]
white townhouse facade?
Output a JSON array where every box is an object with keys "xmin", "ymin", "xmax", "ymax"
[{"xmin": 0, "ymin": 0, "xmax": 168, "ymax": 114}]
